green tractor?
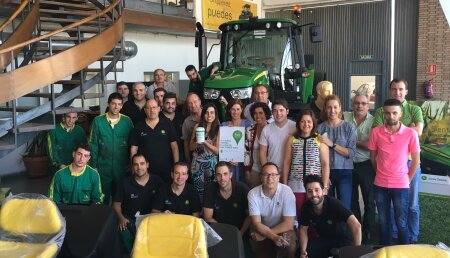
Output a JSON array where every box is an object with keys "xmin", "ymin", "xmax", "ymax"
[{"xmin": 195, "ymin": 10, "xmax": 323, "ymax": 113}]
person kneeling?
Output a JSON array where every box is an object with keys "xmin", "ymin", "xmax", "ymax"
[
  {"xmin": 299, "ymin": 175, "xmax": 362, "ymax": 258},
  {"xmin": 248, "ymin": 162, "xmax": 297, "ymax": 258}
]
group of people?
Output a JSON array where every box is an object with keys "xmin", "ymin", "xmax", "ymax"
[{"xmin": 45, "ymin": 64, "xmax": 422, "ymax": 258}]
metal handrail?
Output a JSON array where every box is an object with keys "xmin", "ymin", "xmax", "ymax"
[{"xmin": 0, "ymin": 0, "xmax": 121, "ymax": 55}]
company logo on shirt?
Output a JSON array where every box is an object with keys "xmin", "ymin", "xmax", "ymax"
[
  {"xmin": 161, "ymin": 130, "xmax": 166, "ymax": 135},
  {"xmin": 214, "ymin": 204, "xmax": 220, "ymax": 210},
  {"xmin": 185, "ymin": 200, "xmax": 190, "ymax": 205},
  {"xmin": 233, "ymin": 203, "xmax": 238, "ymax": 208},
  {"xmin": 140, "ymin": 132, "xmax": 147, "ymax": 137},
  {"xmin": 130, "ymin": 194, "xmax": 139, "ymax": 199},
  {"xmin": 327, "ymin": 220, "xmax": 333, "ymax": 225},
  {"xmin": 165, "ymin": 200, "xmax": 172, "ymax": 205},
  {"xmin": 276, "ymin": 201, "xmax": 281, "ymax": 206}
]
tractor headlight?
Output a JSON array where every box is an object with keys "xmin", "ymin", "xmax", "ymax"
[
  {"xmin": 204, "ymin": 89, "xmax": 221, "ymax": 99},
  {"xmin": 229, "ymin": 88, "xmax": 252, "ymax": 99}
]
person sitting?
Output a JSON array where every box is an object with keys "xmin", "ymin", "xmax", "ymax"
[
  {"xmin": 299, "ymin": 175, "xmax": 362, "ymax": 258},
  {"xmin": 152, "ymin": 162, "xmax": 201, "ymax": 217},
  {"xmin": 113, "ymin": 154, "xmax": 163, "ymax": 253},
  {"xmin": 48, "ymin": 143, "xmax": 104, "ymax": 204},
  {"xmin": 248, "ymin": 162, "xmax": 297, "ymax": 258}
]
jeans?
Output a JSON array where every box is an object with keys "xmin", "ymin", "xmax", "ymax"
[
  {"xmin": 375, "ymin": 186, "xmax": 409, "ymax": 245},
  {"xmin": 391, "ymin": 162, "xmax": 421, "ymax": 242},
  {"xmin": 329, "ymin": 169, "xmax": 352, "ymax": 210},
  {"xmin": 351, "ymin": 160, "xmax": 375, "ymax": 242}
]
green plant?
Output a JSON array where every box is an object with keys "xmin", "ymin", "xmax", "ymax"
[{"xmin": 23, "ymin": 131, "xmax": 48, "ymax": 157}]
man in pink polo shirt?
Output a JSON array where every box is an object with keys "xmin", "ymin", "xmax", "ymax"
[{"xmin": 368, "ymin": 99, "xmax": 420, "ymax": 245}]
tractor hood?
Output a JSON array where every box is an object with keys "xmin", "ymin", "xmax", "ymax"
[{"xmin": 204, "ymin": 67, "xmax": 268, "ymax": 89}]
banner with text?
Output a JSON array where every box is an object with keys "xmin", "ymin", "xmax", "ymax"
[{"xmin": 202, "ymin": 0, "xmax": 258, "ymax": 31}]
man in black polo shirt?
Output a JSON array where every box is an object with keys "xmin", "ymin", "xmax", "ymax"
[
  {"xmin": 299, "ymin": 175, "xmax": 361, "ymax": 258},
  {"xmin": 113, "ymin": 154, "xmax": 163, "ymax": 253},
  {"xmin": 152, "ymin": 162, "xmax": 201, "ymax": 217},
  {"xmin": 159, "ymin": 92, "xmax": 186, "ymax": 162},
  {"xmin": 203, "ymin": 161, "xmax": 250, "ymax": 233},
  {"xmin": 121, "ymin": 82, "xmax": 147, "ymax": 125},
  {"xmin": 130, "ymin": 99, "xmax": 179, "ymax": 183}
]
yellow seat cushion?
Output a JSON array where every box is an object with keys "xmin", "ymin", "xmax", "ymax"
[
  {"xmin": 0, "ymin": 198, "xmax": 62, "ymax": 234},
  {"xmin": 374, "ymin": 245, "xmax": 450, "ymax": 258},
  {"xmin": 0, "ymin": 241, "xmax": 58, "ymax": 258},
  {"xmin": 132, "ymin": 214, "xmax": 208, "ymax": 258}
]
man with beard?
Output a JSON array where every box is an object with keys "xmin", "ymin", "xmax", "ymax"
[
  {"xmin": 369, "ymin": 99, "xmax": 420, "ymax": 245},
  {"xmin": 185, "ymin": 63, "xmax": 220, "ymax": 102},
  {"xmin": 121, "ymin": 82, "xmax": 147, "ymax": 125},
  {"xmin": 113, "ymin": 154, "xmax": 163, "ymax": 253},
  {"xmin": 160, "ymin": 92, "xmax": 185, "ymax": 161},
  {"xmin": 299, "ymin": 175, "xmax": 361, "ymax": 258},
  {"xmin": 372, "ymin": 79, "xmax": 423, "ymax": 244}
]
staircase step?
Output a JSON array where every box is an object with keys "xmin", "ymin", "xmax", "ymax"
[
  {"xmin": 0, "ymin": 141, "xmax": 15, "ymax": 151},
  {"xmin": 36, "ymin": 46, "xmax": 70, "ymax": 51},
  {"xmin": 56, "ymin": 79, "xmax": 116, "ymax": 85},
  {"xmin": 40, "ymin": 24, "xmax": 100, "ymax": 33},
  {"xmin": 101, "ymin": 56, "xmax": 127, "ymax": 61},
  {"xmin": 16, "ymin": 123, "xmax": 55, "ymax": 133},
  {"xmin": 55, "ymin": 107, "xmax": 85, "ymax": 115},
  {"xmin": 81, "ymin": 93, "xmax": 104, "ymax": 99},
  {"xmin": 40, "ymin": 9, "xmax": 96, "ymax": 17},
  {"xmin": 0, "ymin": 106, "xmax": 34, "ymax": 112},
  {"xmin": 25, "ymin": 92, "xmax": 104, "ymax": 99},
  {"xmin": 84, "ymin": 67, "xmax": 124, "ymax": 72},
  {"xmin": 43, "ymin": 36, "xmax": 91, "ymax": 41},
  {"xmin": 40, "ymin": 0, "xmax": 97, "ymax": 10},
  {"xmin": 40, "ymin": 16, "xmax": 102, "ymax": 25}
]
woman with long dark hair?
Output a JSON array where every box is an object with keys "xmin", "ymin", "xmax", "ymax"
[{"xmin": 190, "ymin": 103, "xmax": 220, "ymax": 201}]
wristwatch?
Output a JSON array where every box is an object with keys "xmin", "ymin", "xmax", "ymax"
[{"xmin": 330, "ymin": 143, "xmax": 337, "ymax": 149}]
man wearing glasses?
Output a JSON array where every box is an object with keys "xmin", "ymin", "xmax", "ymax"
[
  {"xmin": 248, "ymin": 162, "xmax": 296, "ymax": 258},
  {"xmin": 343, "ymin": 92, "xmax": 375, "ymax": 243},
  {"xmin": 368, "ymin": 99, "xmax": 420, "ymax": 245},
  {"xmin": 244, "ymin": 84, "xmax": 274, "ymax": 123}
]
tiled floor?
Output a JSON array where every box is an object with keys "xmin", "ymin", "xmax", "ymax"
[{"xmin": 2, "ymin": 172, "xmax": 52, "ymax": 196}]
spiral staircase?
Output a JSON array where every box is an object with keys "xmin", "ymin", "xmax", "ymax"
[{"xmin": 0, "ymin": 0, "xmax": 125, "ymax": 158}]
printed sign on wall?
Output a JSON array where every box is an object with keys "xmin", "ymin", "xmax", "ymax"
[{"xmin": 202, "ymin": 0, "xmax": 258, "ymax": 31}]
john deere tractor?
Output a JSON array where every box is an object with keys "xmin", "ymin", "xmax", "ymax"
[{"xmin": 195, "ymin": 8, "xmax": 323, "ymax": 112}]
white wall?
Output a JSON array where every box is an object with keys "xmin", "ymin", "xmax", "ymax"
[{"xmin": 116, "ymin": 30, "xmax": 221, "ymax": 82}]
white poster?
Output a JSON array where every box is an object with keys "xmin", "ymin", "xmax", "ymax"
[{"xmin": 219, "ymin": 126, "xmax": 245, "ymax": 162}]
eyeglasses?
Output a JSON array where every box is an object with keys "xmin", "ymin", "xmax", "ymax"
[
  {"xmin": 354, "ymin": 101, "xmax": 368, "ymax": 106},
  {"xmin": 261, "ymin": 173, "xmax": 280, "ymax": 178}
]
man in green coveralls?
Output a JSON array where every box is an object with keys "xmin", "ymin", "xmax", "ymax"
[
  {"xmin": 47, "ymin": 111, "xmax": 87, "ymax": 172},
  {"xmin": 48, "ymin": 143, "xmax": 104, "ymax": 204},
  {"xmin": 90, "ymin": 92, "xmax": 134, "ymax": 204}
]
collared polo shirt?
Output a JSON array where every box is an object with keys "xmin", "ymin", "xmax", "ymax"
[
  {"xmin": 368, "ymin": 123, "xmax": 420, "ymax": 188},
  {"xmin": 372, "ymin": 100, "xmax": 424, "ymax": 128},
  {"xmin": 248, "ymin": 183, "xmax": 296, "ymax": 228}
]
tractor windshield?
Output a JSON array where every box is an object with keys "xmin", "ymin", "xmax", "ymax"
[{"xmin": 224, "ymin": 28, "xmax": 292, "ymax": 74}]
